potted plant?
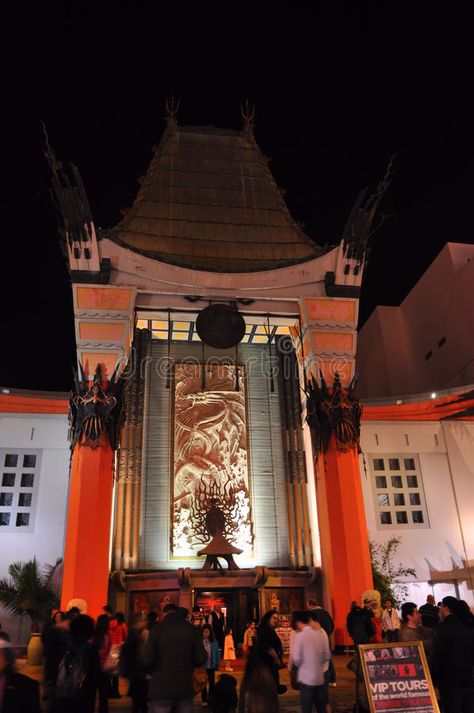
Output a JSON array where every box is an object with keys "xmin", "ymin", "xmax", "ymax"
[{"xmin": 0, "ymin": 557, "xmax": 61, "ymax": 664}]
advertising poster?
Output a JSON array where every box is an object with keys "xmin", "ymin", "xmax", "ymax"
[
  {"xmin": 359, "ymin": 642, "xmax": 440, "ymax": 713},
  {"xmin": 275, "ymin": 614, "xmax": 292, "ymax": 655}
]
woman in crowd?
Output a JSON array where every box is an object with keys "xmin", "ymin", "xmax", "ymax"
[
  {"xmin": 201, "ymin": 624, "xmax": 220, "ymax": 706},
  {"xmin": 93, "ymin": 614, "xmax": 112, "ymax": 713},
  {"xmin": 108, "ymin": 612, "xmax": 128, "ymax": 698},
  {"xmin": 255, "ymin": 610, "xmax": 284, "ymax": 690},
  {"xmin": 238, "ymin": 644, "xmax": 278, "ymax": 713}
]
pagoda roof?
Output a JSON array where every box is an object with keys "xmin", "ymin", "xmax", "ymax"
[{"xmin": 104, "ymin": 122, "xmax": 326, "ymax": 272}]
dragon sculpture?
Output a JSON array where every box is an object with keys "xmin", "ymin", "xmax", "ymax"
[
  {"xmin": 69, "ymin": 363, "xmax": 125, "ymax": 450},
  {"xmin": 305, "ymin": 372, "xmax": 362, "ymax": 456}
]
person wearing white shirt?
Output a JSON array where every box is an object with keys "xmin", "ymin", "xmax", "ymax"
[
  {"xmin": 381, "ymin": 599, "xmax": 401, "ymax": 642},
  {"xmin": 291, "ymin": 610, "xmax": 331, "ymax": 713}
]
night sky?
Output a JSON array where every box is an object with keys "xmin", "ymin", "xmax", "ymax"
[{"xmin": 1, "ymin": 1, "xmax": 473, "ymax": 391}]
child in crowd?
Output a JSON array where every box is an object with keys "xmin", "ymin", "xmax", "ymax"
[
  {"xmin": 242, "ymin": 620, "xmax": 257, "ymax": 658},
  {"xmin": 223, "ymin": 626, "xmax": 236, "ymax": 672}
]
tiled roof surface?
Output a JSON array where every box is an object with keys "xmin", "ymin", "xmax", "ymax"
[{"xmin": 107, "ymin": 123, "xmax": 324, "ymax": 271}]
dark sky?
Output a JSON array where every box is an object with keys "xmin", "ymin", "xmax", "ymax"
[{"xmin": 1, "ymin": 1, "xmax": 473, "ymax": 391}]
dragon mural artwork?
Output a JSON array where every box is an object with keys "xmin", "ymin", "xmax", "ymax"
[{"xmin": 172, "ymin": 362, "xmax": 252, "ymax": 559}]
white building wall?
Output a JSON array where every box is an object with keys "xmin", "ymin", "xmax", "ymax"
[
  {"xmin": 0, "ymin": 413, "xmax": 70, "ymax": 642},
  {"xmin": 357, "ymin": 243, "xmax": 474, "ymax": 398},
  {"xmin": 359, "ymin": 419, "xmax": 474, "ymax": 608}
]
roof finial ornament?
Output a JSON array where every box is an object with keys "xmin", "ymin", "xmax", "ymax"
[
  {"xmin": 241, "ymin": 99, "xmax": 256, "ymax": 136},
  {"xmin": 342, "ymin": 155, "xmax": 396, "ymax": 262},
  {"xmin": 165, "ymin": 95, "xmax": 180, "ymax": 127}
]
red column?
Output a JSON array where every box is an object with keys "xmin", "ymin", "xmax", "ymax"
[
  {"xmin": 60, "ymin": 442, "xmax": 114, "ymax": 618},
  {"xmin": 316, "ymin": 435, "xmax": 373, "ymax": 647}
]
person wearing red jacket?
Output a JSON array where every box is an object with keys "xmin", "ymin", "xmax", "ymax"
[
  {"xmin": 109, "ymin": 613, "xmax": 128, "ymax": 698},
  {"xmin": 370, "ymin": 616, "xmax": 384, "ymax": 643},
  {"xmin": 94, "ymin": 615, "xmax": 112, "ymax": 713}
]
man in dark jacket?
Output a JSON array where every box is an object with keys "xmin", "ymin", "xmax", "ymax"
[
  {"xmin": 145, "ymin": 602, "xmax": 207, "ymax": 713},
  {"xmin": 431, "ymin": 596, "xmax": 474, "ymax": 713},
  {"xmin": 209, "ymin": 606, "xmax": 225, "ymax": 651},
  {"xmin": 419, "ymin": 594, "xmax": 439, "ymax": 629},
  {"xmin": 346, "ymin": 601, "xmax": 375, "ymax": 646},
  {"xmin": 306, "ymin": 599, "xmax": 334, "ymax": 637}
]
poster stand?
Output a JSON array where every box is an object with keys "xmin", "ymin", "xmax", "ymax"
[{"xmin": 358, "ymin": 642, "xmax": 440, "ymax": 713}]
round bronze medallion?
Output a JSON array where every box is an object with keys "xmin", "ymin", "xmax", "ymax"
[{"xmin": 196, "ymin": 303, "xmax": 246, "ymax": 349}]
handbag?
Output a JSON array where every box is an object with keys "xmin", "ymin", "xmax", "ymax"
[
  {"xmin": 193, "ymin": 666, "xmax": 208, "ymax": 693},
  {"xmin": 103, "ymin": 644, "xmax": 120, "ymax": 673}
]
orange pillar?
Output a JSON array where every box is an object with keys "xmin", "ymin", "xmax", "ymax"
[
  {"xmin": 316, "ymin": 435, "xmax": 373, "ymax": 647},
  {"xmin": 61, "ymin": 442, "xmax": 114, "ymax": 618}
]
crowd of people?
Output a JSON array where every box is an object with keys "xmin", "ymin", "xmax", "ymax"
[
  {"xmin": 346, "ymin": 594, "xmax": 474, "ymax": 713},
  {"xmin": 0, "ymin": 592, "xmax": 473, "ymax": 713}
]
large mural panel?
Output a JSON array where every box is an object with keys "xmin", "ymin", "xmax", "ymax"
[{"xmin": 172, "ymin": 362, "xmax": 252, "ymax": 559}]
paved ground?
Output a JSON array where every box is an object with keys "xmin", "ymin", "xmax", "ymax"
[{"xmin": 19, "ymin": 654, "xmax": 359, "ymax": 712}]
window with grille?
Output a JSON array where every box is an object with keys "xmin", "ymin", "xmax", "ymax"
[
  {"xmin": 0, "ymin": 449, "xmax": 40, "ymax": 532},
  {"xmin": 369, "ymin": 454, "xmax": 429, "ymax": 529}
]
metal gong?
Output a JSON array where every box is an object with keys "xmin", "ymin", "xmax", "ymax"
[{"xmin": 196, "ymin": 303, "xmax": 246, "ymax": 349}]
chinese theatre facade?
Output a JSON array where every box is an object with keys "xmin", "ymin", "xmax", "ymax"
[{"xmin": 50, "ymin": 111, "xmax": 393, "ymax": 645}]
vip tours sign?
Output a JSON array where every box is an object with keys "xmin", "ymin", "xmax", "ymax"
[{"xmin": 359, "ymin": 642, "xmax": 440, "ymax": 713}]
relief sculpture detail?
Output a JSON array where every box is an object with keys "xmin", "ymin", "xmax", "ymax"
[{"xmin": 172, "ymin": 363, "xmax": 253, "ymax": 559}]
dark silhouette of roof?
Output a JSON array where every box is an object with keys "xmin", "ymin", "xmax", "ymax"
[{"xmin": 104, "ymin": 121, "xmax": 325, "ymax": 271}]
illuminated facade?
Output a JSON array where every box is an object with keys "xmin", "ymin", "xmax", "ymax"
[{"xmin": 31, "ymin": 112, "xmax": 471, "ymax": 645}]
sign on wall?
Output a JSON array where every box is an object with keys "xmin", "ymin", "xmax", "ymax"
[
  {"xmin": 359, "ymin": 642, "xmax": 440, "ymax": 713},
  {"xmin": 130, "ymin": 590, "xmax": 180, "ymax": 621},
  {"xmin": 172, "ymin": 362, "xmax": 252, "ymax": 559}
]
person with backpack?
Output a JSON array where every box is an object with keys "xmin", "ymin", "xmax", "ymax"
[
  {"xmin": 51, "ymin": 614, "xmax": 99, "ymax": 713},
  {"xmin": 93, "ymin": 614, "xmax": 112, "ymax": 713}
]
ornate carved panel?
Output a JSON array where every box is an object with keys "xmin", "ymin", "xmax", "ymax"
[{"xmin": 172, "ymin": 363, "xmax": 252, "ymax": 559}]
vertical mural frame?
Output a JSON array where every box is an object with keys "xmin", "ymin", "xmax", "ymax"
[{"xmin": 170, "ymin": 360, "xmax": 254, "ymax": 561}]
